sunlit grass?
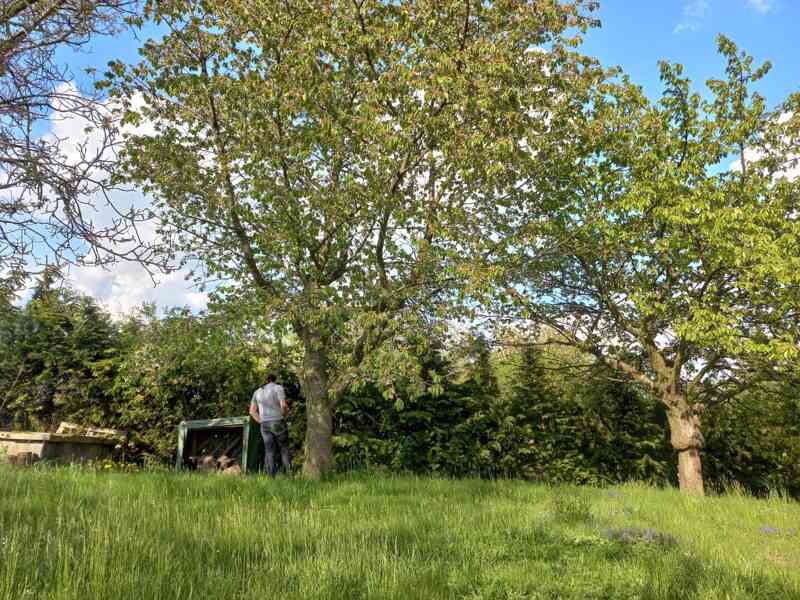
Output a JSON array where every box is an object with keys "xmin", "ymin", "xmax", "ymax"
[{"xmin": 1, "ymin": 466, "xmax": 798, "ymax": 599}]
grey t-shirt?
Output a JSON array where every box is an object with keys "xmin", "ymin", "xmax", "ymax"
[{"xmin": 251, "ymin": 382, "xmax": 285, "ymax": 423}]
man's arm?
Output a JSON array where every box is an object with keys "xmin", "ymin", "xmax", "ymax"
[
  {"xmin": 249, "ymin": 398, "xmax": 261, "ymax": 424},
  {"xmin": 278, "ymin": 385, "xmax": 288, "ymax": 417}
]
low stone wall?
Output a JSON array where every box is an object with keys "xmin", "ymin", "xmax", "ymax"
[{"xmin": 0, "ymin": 431, "xmax": 117, "ymax": 464}]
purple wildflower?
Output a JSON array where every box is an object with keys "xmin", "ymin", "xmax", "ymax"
[{"xmin": 759, "ymin": 526, "xmax": 780, "ymax": 535}]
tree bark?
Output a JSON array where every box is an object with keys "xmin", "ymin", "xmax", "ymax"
[
  {"xmin": 664, "ymin": 392, "xmax": 705, "ymax": 496},
  {"xmin": 676, "ymin": 447, "xmax": 704, "ymax": 495},
  {"xmin": 299, "ymin": 330, "xmax": 333, "ymax": 480}
]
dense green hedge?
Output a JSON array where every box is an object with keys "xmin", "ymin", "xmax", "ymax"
[
  {"xmin": 0, "ymin": 276, "xmax": 119, "ymax": 431},
  {"xmin": 1, "ymin": 281, "xmax": 798, "ymax": 495},
  {"xmin": 328, "ymin": 344, "xmax": 676, "ymax": 486},
  {"xmin": 703, "ymin": 383, "xmax": 800, "ymax": 497}
]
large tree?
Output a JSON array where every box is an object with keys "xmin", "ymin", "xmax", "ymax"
[
  {"xmin": 1, "ymin": 0, "xmax": 158, "ymax": 284},
  {"xmin": 497, "ymin": 38, "xmax": 800, "ymax": 494},
  {"xmin": 109, "ymin": 0, "xmax": 601, "ymax": 477}
]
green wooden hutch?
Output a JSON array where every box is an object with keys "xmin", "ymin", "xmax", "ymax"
[{"xmin": 175, "ymin": 416, "xmax": 263, "ymax": 474}]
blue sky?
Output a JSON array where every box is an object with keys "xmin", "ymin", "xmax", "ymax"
[
  {"xmin": 53, "ymin": 0, "xmax": 800, "ymax": 314},
  {"xmin": 581, "ymin": 0, "xmax": 799, "ymax": 105}
]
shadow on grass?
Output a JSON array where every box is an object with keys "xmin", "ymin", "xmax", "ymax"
[{"xmin": 165, "ymin": 517, "xmax": 797, "ymax": 599}]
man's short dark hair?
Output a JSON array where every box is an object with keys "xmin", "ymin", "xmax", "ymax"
[{"xmin": 267, "ymin": 373, "xmax": 277, "ymax": 383}]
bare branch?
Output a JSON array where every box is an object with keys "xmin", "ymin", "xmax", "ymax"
[{"xmin": 1, "ymin": 1, "xmax": 159, "ymax": 281}]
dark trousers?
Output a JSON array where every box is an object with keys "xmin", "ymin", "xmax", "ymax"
[{"xmin": 260, "ymin": 420, "xmax": 291, "ymax": 477}]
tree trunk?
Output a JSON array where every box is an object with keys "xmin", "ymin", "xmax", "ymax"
[
  {"xmin": 676, "ymin": 447, "xmax": 704, "ymax": 495},
  {"xmin": 664, "ymin": 392, "xmax": 705, "ymax": 496},
  {"xmin": 299, "ymin": 331, "xmax": 333, "ymax": 479}
]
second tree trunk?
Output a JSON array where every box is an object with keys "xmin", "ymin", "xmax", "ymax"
[{"xmin": 300, "ymin": 333, "xmax": 334, "ymax": 479}]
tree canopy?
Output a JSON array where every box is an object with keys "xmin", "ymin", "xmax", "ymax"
[
  {"xmin": 109, "ymin": 0, "xmax": 603, "ymax": 477},
  {"xmin": 491, "ymin": 37, "xmax": 800, "ymax": 494},
  {"xmin": 4, "ymin": 2, "xmax": 797, "ymax": 496}
]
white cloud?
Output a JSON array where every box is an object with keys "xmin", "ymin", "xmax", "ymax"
[
  {"xmin": 684, "ymin": 0, "xmax": 711, "ymax": 18},
  {"xmin": 673, "ymin": 23, "xmax": 699, "ymax": 34},
  {"xmin": 674, "ymin": 0, "xmax": 710, "ymax": 34},
  {"xmin": 45, "ymin": 84, "xmax": 156, "ymax": 172},
  {"xmin": 728, "ymin": 112, "xmax": 799, "ymax": 181},
  {"xmin": 68, "ymin": 259, "xmax": 207, "ymax": 318},
  {"xmin": 746, "ymin": 0, "xmax": 774, "ymax": 14},
  {"xmin": 38, "ymin": 86, "xmax": 208, "ymax": 317}
]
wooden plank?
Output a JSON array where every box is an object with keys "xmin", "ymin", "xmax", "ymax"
[
  {"xmin": 175, "ymin": 423, "xmax": 187, "ymax": 470},
  {"xmin": 179, "ymin": 417, "xmax": 249, "ymax": 430},
  {"xmin": 0, "ymin": 431, "xmax": 117, "ymax": 445},
  {"xmin": 1, "ymin": 439, "xmax": 45, "ymax": 459}
]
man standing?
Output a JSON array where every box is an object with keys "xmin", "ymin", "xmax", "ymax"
[{"xmin": 249, "ymin": 374, "xmax": 291, "ymax": 477}]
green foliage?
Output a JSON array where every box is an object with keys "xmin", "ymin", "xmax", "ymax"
[
  {"xmin": 0, "ymin": 281, "xmax": 272, "ymax": 463},
  {"xmin": 704, "ymin": 381, "xmax": 800, "ymax": 497},
  {"xmin": 478, "ymin": 35, "xmax": 800, "ymax": 493},
  {"xmin": 329, "ymin": 337, "xmax": 677, "ymax": 486},
  {"xmin": 108, "ymin": 307, "xmax": 269, "ymax": 461},
  {"xmin": 549, "ymin": 489, "xmax": 593, "ymax": 523},
  {"xmin": 107, "ymin": 0, "xmax": 607, "ymax": 475},
  {"xmin": 0, "ymin": 273, "xmax": 119, "ymax": 430},
  {"xmin": 3, "ymin": 4, "xmax": 800, "ymax": 496},
  {"xmin": 1, "ymin": 279, "xmax": 798, "ymax": 491}
]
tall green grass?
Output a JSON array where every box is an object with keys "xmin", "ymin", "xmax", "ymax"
[{"xmin": 1, "ymin": 466, "xmax": 798, "ymax": 599}]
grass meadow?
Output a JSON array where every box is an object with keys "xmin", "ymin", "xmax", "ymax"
[{"xmin": 1, "ymin": 466, "xmax": 798, "ymax": 600}]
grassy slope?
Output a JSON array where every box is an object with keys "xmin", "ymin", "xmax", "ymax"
[{"xmin": 0, "ymin": 467, "xmax": 798, "ymax": 600}]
